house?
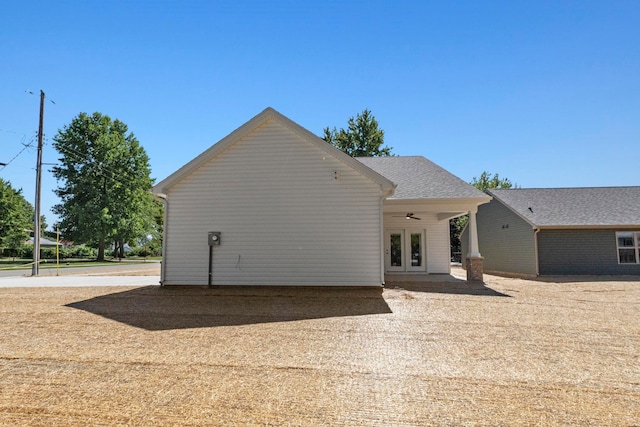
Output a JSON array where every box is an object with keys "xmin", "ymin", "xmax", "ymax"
[
  {"xmin": 152, "ymin": 108, "xmax": 490, "ymax": 286},
  {"xmin": 462, "ymin": 187, "xmax": 640, "ymax": 276},
  {"xmin": 26, "ymin": 237, "xmax": 61, "ymax": 248}
]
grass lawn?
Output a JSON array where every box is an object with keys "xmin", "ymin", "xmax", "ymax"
[
  {"xmin": 0, "ymin": 257, "xmax": 160, "ymax": 270},
  {"xmin": 0, "ymin": 271, "xmax": 638, "ymax": 425}
]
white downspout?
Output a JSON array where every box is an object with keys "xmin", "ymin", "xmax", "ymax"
[
  {"xmin": 379, "ymin": 193, "xmax": 386, "ymax": 286},
  {"xmin": 534, "ymin": 228, "xmax": 540, "ymax": 276},
  {"xmin": 153, "ymin": 193, "xmax": 168, "ymax": 285}
]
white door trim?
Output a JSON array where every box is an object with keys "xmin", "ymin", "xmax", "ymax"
[
  {"xmin": 406, "ymin": 229, "xmax": 426, "ymax": 272},
  {"xmin": 385, "ymin": 230, "xmax": 405, "ymax": 272},
  {"xmin": 385, "ymin": 229, "xmax": 427, "ymax": 273}
]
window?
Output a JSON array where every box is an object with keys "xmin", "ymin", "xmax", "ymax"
[{"xmin": 616, "ymin": 232, "xmax": 640, "ymax": 264}]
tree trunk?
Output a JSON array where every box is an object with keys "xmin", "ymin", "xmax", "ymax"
[
  {"xmin": 118, "ymin": 240, "xmax": 125, "ymax": 258},
  {"xmin": 97, "ymin": 238, "xmax": 105, "ymax": 261}
]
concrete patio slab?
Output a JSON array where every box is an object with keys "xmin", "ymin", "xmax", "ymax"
[{"xmin": 0, "ymin": 274, "xmax": 160, "ymax": 288}]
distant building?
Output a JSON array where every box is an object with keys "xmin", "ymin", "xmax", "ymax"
[
  {"xmin": 26, "ymin": 237, "xmax": 62, "ymax": 248},
  {"xmin": 462, "ymin": 187, "xmax": 640, "ymax": 276}
]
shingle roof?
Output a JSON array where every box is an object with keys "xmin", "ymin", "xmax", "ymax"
[
  {"xmin": 357, "ymin": 156, "xmax": 489, "ymax": 200},
  {"xmin": 488, "ymin": 187, "xmax": 640, "ymax": 227}
]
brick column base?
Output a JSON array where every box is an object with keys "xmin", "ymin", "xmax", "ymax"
[{"xmin": 466, "ymin": 257, "xmax": 484, "ymax": 282}]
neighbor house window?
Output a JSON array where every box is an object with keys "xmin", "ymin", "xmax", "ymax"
[{"xmin": 616, "ymin": 232, "xmax": 640, "ymax": 264}]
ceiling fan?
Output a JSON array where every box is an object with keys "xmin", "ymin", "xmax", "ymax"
[{"xmin": 392, "ymin": 212, "xmax": 421, "ymax": 220}]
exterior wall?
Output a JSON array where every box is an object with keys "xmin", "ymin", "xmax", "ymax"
[
  {"xmin": 427, "ymin": 217, "xmax": 452, "ymax": 273},
  {"xmin": 163, "ymin": 119, "xmax": 385, "ymax": 286},
  {"xmin": 538, "ymin": 229, "xmax": 640, "ymax": 275},
  {"xmin": 383, "ymin": 213, "xmax": 451, "ymax": 274},
  {"xmin": 464, "ymin": 199, "xmax": 537, "ymax": 276}
]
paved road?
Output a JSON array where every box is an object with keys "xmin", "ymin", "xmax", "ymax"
[
  {"xmin": 0, "ymin": 261, "xmax": 160, "ymax": 287},
  {"xmin": 0, "ymin": 274, "xmax": 161, "ymax": 287},
  {"xmin": 0, "ymin": 260, "xmax": 160, "ymax": 278}
]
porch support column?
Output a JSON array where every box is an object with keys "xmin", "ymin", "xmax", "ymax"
[
  {"xmin": 466, "ymin": 208, "xmax": 484, "ymax": 282},
  {"xmin": 467, "ymin": 209, "xmax": 481, "ymax": 258}
]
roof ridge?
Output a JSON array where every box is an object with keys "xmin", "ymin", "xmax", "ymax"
[
  {"xmin": 153, "ymin": 107, "xmax": 396, "ymax": 193},
  {"xmin": 487, "ymin": 185, "xmax": 640, "ymax": 228},
  {"xmin": 490, "ymin": 186, "xmax": 640, "ymax": 191}
]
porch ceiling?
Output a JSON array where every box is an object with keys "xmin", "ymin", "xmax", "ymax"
[{"xmin": 382, "ymin": 197, "xmax": 489, "ymax": 216}]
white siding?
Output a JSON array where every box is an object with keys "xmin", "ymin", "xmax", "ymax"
[
  {"xmin": 425, "ymin": 217, "xmax": 451, "ymax": 273},
  {"xmin": 383, "ymin": 213, "xmax": 451, "ymax": 274},
  {"xmin": 163, "ymin": 119, "xmax": 384, "ymax": 286}
]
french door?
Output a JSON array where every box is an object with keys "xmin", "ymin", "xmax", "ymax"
[{"xmin": 385, "ymin": 229, "xmax": 425, "ymax": 272}]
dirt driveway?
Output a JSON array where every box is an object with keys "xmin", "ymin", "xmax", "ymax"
[{"xmin": 0, "ymin": 271, "xmax": 638, "ymax": 425}]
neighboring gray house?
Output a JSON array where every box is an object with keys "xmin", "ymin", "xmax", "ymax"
[
  {"xmin": 462, "ymin": 187, "xmax": 640, "ymax": 276},
  {"xmin": 153, "ymin": 107, "xmax": 489, "ymax": 286}
]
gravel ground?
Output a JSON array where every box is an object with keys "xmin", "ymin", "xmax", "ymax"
[{"xmin": 0, "ymin": 270, "xmax": 638, "ymax": 425}]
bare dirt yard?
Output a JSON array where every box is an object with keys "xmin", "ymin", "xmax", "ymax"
[{"xmin": 1, "ymin": 270, "xmax": 638, "ymax": 426}]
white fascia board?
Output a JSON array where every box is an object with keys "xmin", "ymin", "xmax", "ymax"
[
  {"xmin": 537, "ymin": 224, "xmax": 640, "ymax": 230},
  {"xmin": 383, "ymin": 196, "xmax": 491, "ymax": 212},
  {"xmin": 485, "ymin": 190, "xmax": 538, "ymax": 229},
  {"xmin": 437, "ymin": 212, "xmax": 469, "ymax": 221},
  {"xmin": 152, "ymin": 107, "xmax": 397, "ymax": 195},
  {"xmin": 275, "ymin": 113, "xmax": 397, "ymax": 195},
  {"xmin": 152, "ymin": 109, "xmax": 272, "ymax": 193}
]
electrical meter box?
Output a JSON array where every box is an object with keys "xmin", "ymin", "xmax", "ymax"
[{"xmin": 208, "ymin": 231, "xmax": 221, "ymax": 246}]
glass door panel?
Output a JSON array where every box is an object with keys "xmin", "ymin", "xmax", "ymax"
[
  {"xmin": 406, "ymin": 231, "xmax": 425, "ymax": 272},
  {"xmin": 386, "ymin": 230, "xmax": 404, "ymax": 271},
  {"xmin": 385, "ymin": 230, "xmax": 426, "ymax": 272},
  {"xmin": 410, "ymin": 233, "xmax": 422, "ymax": 267}
]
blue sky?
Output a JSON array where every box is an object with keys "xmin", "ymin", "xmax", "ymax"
[{"xmin": 1, "ymin": 1, "xmax": 638, "ymax": 228}]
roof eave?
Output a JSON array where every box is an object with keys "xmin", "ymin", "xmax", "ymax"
[
  {"xmin": 153, "ymin": 109, "xmax": 272, "ymax": 193},
  {"xmin": 153, "ymin": 107, "xmax": 396, "ymax": 194},
  {"xmin": 537, "ymin": 224, "xmax": 640, "ymax": 230},
  {"xmin": 385, "ymin": 196, "xmax": 492, "ymax": 205},
  {"xmin": 485, "ymin": 189, "xmax": 539, "ymax": 229}
]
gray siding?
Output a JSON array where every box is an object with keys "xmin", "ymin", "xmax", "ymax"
[
  {"xmin": 538, "ymin": 229, "xmax": 640, "ymax": 275},
  {"xmin": 468, "ymin": 199, "xmax": 537, "ymax": 276}
]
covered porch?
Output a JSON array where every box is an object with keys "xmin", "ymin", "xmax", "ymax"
[
  {"xmin": 381, "ymin": 199, "xmax": 487, "ymax": 282},
  {"xmin": 356, "ymin": 155, "xmax": 491, "ymax": 283},
  {"xmin": 384, "ymin": 266, "xmax": 507, "ymax": 296}
]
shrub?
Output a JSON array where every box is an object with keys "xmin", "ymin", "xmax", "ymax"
[
  {"xmin": 17, "ymin": 245, "xmax": 32, "ymax": 258},
  {"xmin": 41, "ymin": 248, "xmax": 58, "ymax": 260},
  {"xmin": 67, "ymin": 245, "xmax": 97, "ymax": 259}
]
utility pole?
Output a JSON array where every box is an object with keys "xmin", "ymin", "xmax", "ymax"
[{"xmin": 32, "ymin": 90, "xmax": 45, "ymax": 276}]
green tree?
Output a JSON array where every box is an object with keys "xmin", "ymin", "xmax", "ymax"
[
  {"xmin": 0, "ymin": 178, "xmax": 33, "ymax": 256},
  {"xmin": 470, "ymin": 171, "xmax": 515, "ymax": 192},
  {"xmin": 52, "ymin": 112, "xmax": 156, "ymax": 261},
  {"xmin": 39, "ymin": 215, "xmax": 48, "ymax": 237},
  {"xmin": 147, "ymin": 199, "xmax": 164, "ymax": 256},
  {"xmin": 322, "ymin": 109, "xmax": 394, "ymax": 157},
  {"xmin": 450, "ymin": 172, "xmax": 516, "ymax": 261}
]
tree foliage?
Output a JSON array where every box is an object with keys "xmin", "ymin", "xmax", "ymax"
[
  {"xmin": 470, "ymin": 171, "xmax": 515, "ymax": 192},
  {"xmin": 322, "ymin": 109, "xmax": 394, "ymax": 157},
  {"xmin": 52, "ymin": 112, "xmax": 156, "ymax": 261},
  {"xmin": 0, "ymin": 178, "xmax": 33, "ymax": 253},
  {"xmin": 450, "ymin": 171, "xmax": 517, "ymax": 260}
]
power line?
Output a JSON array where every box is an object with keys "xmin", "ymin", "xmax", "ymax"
[
  {"xmin": 0, "ymin": 129, "xmax": 28, "ymax": 137},
  {"xmin": 0, "ymin": 136, "xmax": 36, "ymax": 170},
  {"xmin": 2, "ymin": 131, "xmax": 139, "ymax": 189},
  {"xmin": 53, "ymin": 144, "xmax": 136, "ymax": 188}
]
